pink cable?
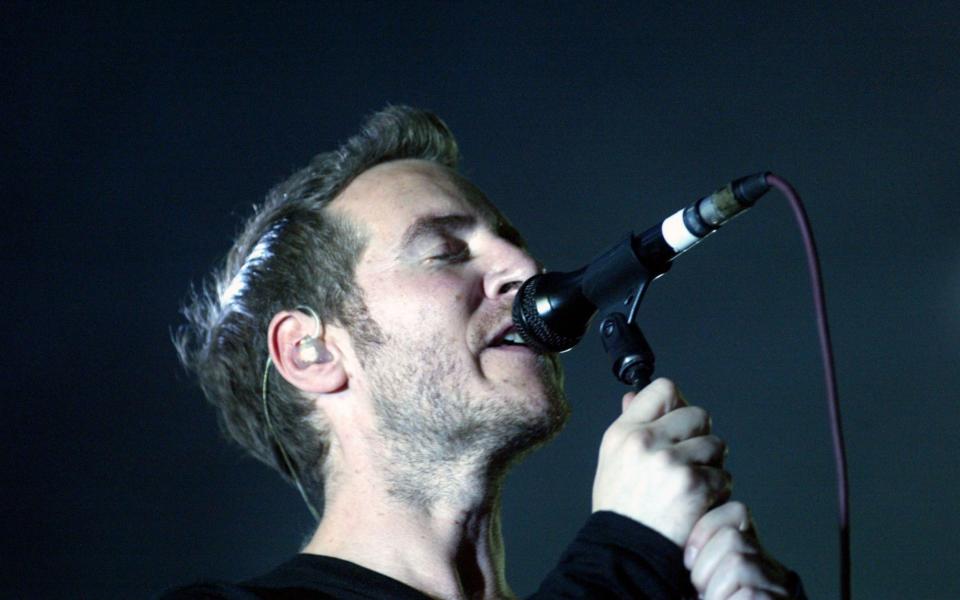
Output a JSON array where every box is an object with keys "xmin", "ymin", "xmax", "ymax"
[{"xmin": 766, "ymin": 173, "xmax": 850, "ymax": 600}]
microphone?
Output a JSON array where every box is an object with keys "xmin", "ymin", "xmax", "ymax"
[{"xmin": 512, "ymin": 172, "xmax": 772, "ymax": 353}]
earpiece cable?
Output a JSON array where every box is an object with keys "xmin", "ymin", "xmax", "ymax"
[{"xmin": 261, "ymin": 356, "xmax": 322, "ymax": 522}]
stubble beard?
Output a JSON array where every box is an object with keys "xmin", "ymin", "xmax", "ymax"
[{"xmin": 355, "ymin": 322, "xmax": 569, "ymax": 510}]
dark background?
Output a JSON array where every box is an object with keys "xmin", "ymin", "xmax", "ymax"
[{"xmin": 4, "ymin": 2, "xmax": 958, "ymax": 598}]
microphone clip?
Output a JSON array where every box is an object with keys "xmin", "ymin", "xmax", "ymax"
[
  {"xmin": 600, "ymin": 311, "xmax": 655, "ymax": 389},
  {"xmin": 597, "ymin": 271, "xmax": 657, "ymax": 389}
]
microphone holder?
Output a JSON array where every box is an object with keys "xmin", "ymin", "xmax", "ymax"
[{"xmin": 597, "ymin": 271, "xmax": 656, "ymax": 390}]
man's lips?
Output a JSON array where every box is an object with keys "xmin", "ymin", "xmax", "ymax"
[
  {"xmin": 487, "ymin": 342, "xmax": 533, "ymax": 353},
  {"xmin": 485, "ymin": 321, "xmax": 528, "ymax": 349}
]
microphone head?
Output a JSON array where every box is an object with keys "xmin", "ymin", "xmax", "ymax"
[{"xmin": 512, "ymin": 271, "xmax": 595, "ymax": 354}]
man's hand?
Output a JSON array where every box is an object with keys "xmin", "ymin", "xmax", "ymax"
[
  {"xmin": 685, "ymin": 502, "xmax": 797, "ymax": 599},
  {"xmin": 592, "ymin": 378, "xmax": 731, "ymax": 546}
]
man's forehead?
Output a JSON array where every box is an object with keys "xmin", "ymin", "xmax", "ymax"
[{"xmin": 329, "ymin": 159, "xmax": 501, "ymax": 242}]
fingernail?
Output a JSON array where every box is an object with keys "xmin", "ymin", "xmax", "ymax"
[{"xmin": 684, "ymin": 546, "xmax": 698, "ymax": 569}]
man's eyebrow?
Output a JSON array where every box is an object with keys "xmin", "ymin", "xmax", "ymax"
[
  {"xmin": 399, "ymin": 214, "xmax": 477, "ymax": 249},
  {"xmin": 495, "ymin": 219, "xmax": 526, "ymax": 250}
]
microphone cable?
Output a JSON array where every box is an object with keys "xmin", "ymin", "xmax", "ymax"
[{"xmin": 766, "ymin": 174, "xmax": 849, "ymax": 600}]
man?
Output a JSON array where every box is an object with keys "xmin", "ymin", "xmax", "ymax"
[{"xmin": 167, "ymin": 106, "xmax": 804, "ymax": 599}]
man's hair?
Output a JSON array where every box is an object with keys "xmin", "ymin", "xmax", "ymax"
[{"xmin": 173, "ymin": 106, "xmax": 461, "ymax": 514}]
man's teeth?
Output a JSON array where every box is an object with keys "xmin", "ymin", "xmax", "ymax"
[{"xmin": 502, "ymin": 331, "xmax": 526, "ymax": 345}]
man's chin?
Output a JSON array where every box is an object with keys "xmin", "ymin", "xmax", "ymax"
[
  {"xmin": 486, "ymin": 395, "xmax": 569, "ymax": 471},
  {"xmin": 494, "ymin": 375, "xmax": 569, "ymax": 463},
  {"xmin": 533, "ymin": 352, "xmax": 566, "ymax": 410}
]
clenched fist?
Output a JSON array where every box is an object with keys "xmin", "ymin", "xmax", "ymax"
[
  {"xmin": 592, "ymin": 378, "xmax": 731, "ymax": 546},
  {"xmin": 685, "ymin": 502, "xmax": 801, "ymax": 599}
]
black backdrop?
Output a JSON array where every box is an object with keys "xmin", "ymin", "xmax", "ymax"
[{"xmin": 4, "ymin": 3, "xmax": 959, "ymax": 598}]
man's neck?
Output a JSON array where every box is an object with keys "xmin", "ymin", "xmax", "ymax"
[{"xmin": 302, "ymin": 459, "xmax": 513, "ymax": 600}]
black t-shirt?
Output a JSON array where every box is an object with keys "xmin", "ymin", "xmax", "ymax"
[{"xmin": 159, "ymin": 511, "xmax": 701, "ymax": 599}]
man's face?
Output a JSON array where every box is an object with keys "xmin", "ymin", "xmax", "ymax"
[{"xmin": 328, "ymin": 160, "xmax": 567, "ymax": 482}]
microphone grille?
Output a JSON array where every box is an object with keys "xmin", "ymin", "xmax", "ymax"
[{"xmin": 512, "ymin": 275, "xmax": 582, "ymax": 353}]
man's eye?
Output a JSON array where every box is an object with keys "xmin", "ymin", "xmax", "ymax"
[{"xmin": 428, "ymin": 242, "xmax": 470, "ymax": 263}]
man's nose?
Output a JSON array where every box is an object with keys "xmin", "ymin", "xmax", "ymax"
[{"xmin": 482, "ymin": 238, "xmax": 540, "ymax": 300}]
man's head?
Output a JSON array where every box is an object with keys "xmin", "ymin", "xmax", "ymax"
[
  {"xmin": 321, "ymin": 159, "xmax": 568, "ymax": 506},
  {"xmin": 175, "ymin": 107, "xmax": 567, "ymax": 516}
]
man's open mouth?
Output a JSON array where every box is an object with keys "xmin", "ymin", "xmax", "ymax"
[{"xmin": 488, "ymin": 324, "xmax": 529, "ymax": 348}]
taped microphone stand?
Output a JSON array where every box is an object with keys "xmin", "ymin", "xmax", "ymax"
[{"xmin": 513, "ymin": 172, "xmax": 850, "ymax": 600}]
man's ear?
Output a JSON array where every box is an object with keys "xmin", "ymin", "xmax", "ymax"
[{"xmin": 268, "ymin": 309, "xmax": 347, "ymax": 394}]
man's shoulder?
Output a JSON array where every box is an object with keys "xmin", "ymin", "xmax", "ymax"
[
  {"xmin": 157, "ymin": 581, "xmax": 337, "ymax": 600},
  {"xmin": 155, "ymin": 581, "xmax": 257, "ymax": 599},
  {"xmin": 157, "ymin": 554, "xmax": 428, "ymax": 600}
]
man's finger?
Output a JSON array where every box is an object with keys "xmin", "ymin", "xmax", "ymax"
[
  {"xmin": 652, "ymin": 406, "xmax": 712, "ymax": 442},
  {"xmin": 700, "ymin": 466, "xmax": 734, "ymax": 507},
  {"xmin": 704, "ymin": 551, "xmax": 764, "ymax": 600},
  {"xmin": 670, "ymin": 435, "xmax": 726, "ymax": 466},
  {"xmin": 729, "ymin": 588, "xmax": 776, "ymax": 600},
  {"xmin": 620, "ymin": 378, "xmax": 686, "ymax": 422},
  {"xmin": 688, "ymin": 526, "xmax": 753, "ymax": 592},
  {"xmin": 685, "ymin": 502, "xmax": 755, "ymax": 569}
]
